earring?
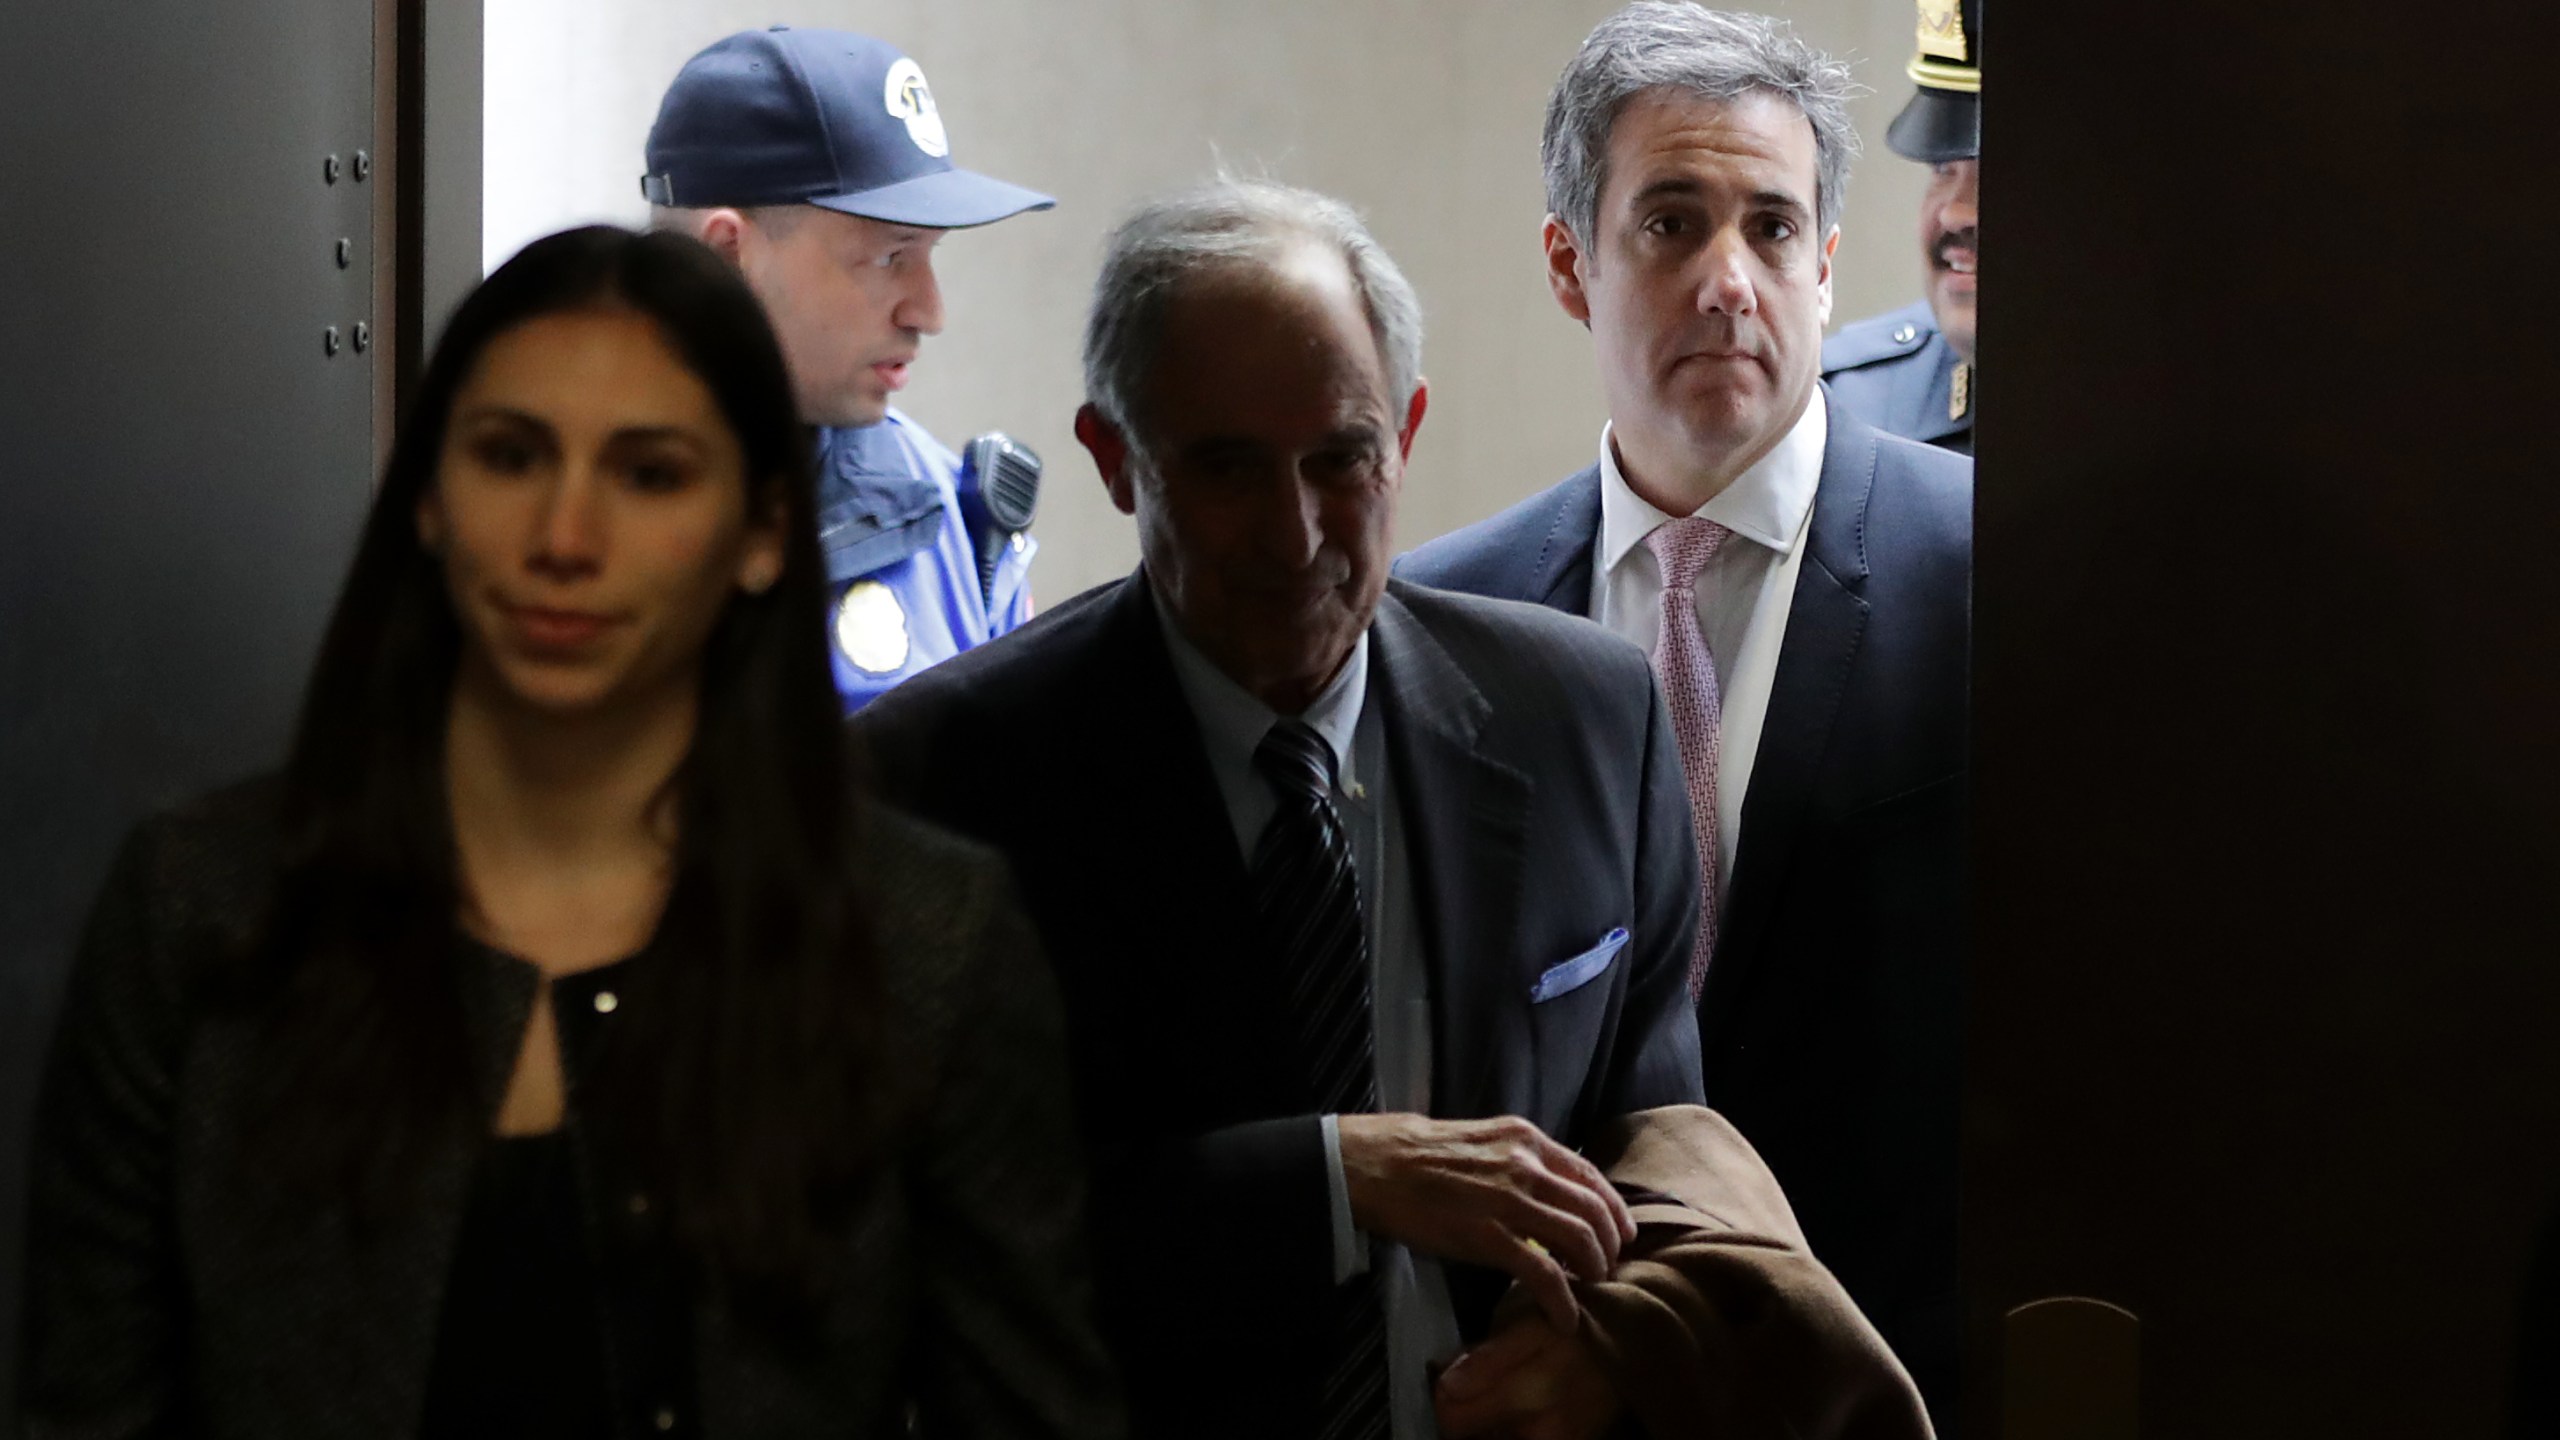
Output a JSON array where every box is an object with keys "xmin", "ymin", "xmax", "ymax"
[{"xmin": 742, "ymin": 558, "xmax": 780, "ymax": 595}]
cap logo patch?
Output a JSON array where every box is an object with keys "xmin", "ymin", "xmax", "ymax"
[
  {"xmin": 882, "ymin": 58, "xmax": 950, "ymax": 159},
  {"xmin": 1914, "ymin": 0, "xmax": 1968, "ymax": 61}
]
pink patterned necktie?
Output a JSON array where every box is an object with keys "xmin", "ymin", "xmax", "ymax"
[{"xmin": 1644, "ymin": 516, "xmax": 1731, "ymax": 997}]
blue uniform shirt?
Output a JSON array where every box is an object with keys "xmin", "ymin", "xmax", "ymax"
[
  {"xmin": 813, "ymin": 409, "xmax": 1035, "ymax": 712},
  {"xmin": 1821, "ymin": 299, "xmax": 1973, "ymax": 455}
]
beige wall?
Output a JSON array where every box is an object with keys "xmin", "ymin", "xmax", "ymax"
[{"xmin": 485, "ymin": 0, "xmax": 1932, "ymax": 600}]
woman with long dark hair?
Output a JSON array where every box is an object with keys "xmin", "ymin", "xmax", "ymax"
[{"xmin": 21, "ymin": 226, "xmax": 1120, "ymax": 1439}]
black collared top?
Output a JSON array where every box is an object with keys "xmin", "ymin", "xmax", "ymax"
[{"xmin": 416, "ymin": 944, "xmax": 699, "ymax": 1440}]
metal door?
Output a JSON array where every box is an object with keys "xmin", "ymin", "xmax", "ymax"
[{"xmin": 0, "ymin": 0, "xmax": 384, "ymax": 1410}]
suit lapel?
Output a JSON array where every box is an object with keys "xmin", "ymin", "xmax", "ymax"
[
  {"xmin": 1705, "ymin": 400, "xmax": 1878, "ymax": 1042},
  {"xmin": 1369, "ymin": 586, "xmax": 1534, "ymax": 1118},
  {"xmin": 1070, "ymin": 578, "xmax": 1273, "ymax": 1059},
  {"xmin": 1525, "ymin": 466, "xmax": 1603, "ymax": 615},
  {"xmin": 1081, "ymin": 573, "xmax": 1239, "ymax": 862}
]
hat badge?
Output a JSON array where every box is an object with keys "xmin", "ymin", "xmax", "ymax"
[
  {"xmin": 1914, "ymin": 0, "xmax": 1968, "ymax": 61},
  {"xmin": 882, "ymin": 58, "xmax": 950, "ymax": 159}
]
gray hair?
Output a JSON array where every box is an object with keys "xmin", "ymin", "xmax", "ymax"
[
  {"xmin": 1082, "ymin": 178, "xmax": 1422, "ymax": 442},
  {"xmin": 1543, "ymin": 3, "xmax": 1861, "ymax": 248}
]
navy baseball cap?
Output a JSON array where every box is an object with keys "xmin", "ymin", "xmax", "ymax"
[{"xmin": 643, "ymin": 27, "xmax": 1054, "ymax": 229}]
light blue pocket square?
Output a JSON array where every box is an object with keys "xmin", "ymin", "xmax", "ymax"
[{"xmin": 1528, "ymin": 928, "xmax": 1629, "ymax": 1003}]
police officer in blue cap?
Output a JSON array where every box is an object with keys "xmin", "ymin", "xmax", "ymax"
[
  {"xmin": 646, "ymin": 27, "xmax": 1054, "ymax": 710},
  {"xmin": 1821, "ymin": 0, "xmax": 1979, "ymax": 454}
]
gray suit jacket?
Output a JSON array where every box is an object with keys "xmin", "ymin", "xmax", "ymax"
[
  {"xmin": 853, "ymin": 574, "xmax": 1709, "ymax": 1438},
  {"xmin": 19, "ymin": 780, "xmax": 1122, "ymax": 1440}
]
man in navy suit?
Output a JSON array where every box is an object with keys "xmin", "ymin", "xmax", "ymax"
[{"xmin": 1401, "ymin": 4, "xmax": 1972, "ymax": 1425}]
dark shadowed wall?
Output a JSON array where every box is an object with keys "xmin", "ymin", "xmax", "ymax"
[{"xmin": 1967, "ymin": 2, "xmax": 2560, "ymax": 1434}]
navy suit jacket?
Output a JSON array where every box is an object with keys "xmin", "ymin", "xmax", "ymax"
[
  {"xmin": 1399, "ymin": 395, "xmax": 1972, "ymax": 1423},
  {"xmin": 852, "ymin": 575, "xmax": 1706, "ymax": 1439}
]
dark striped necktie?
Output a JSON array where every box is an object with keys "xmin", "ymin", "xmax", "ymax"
[{"xmin": 1249, "ymin": 720, "xmax": 1389, "ymax": 1440}]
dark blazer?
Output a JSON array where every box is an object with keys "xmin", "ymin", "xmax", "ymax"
[
  {"xmin": 20, "ymin": 781, "xmax": 1121, "ymax": 1440},
  {"xmin": 853, "ymin": 575, "xmax": 1707, "ymax": 1438},
  {"xmin": 1398, "ymin": 394, "xmax": 1972, "ymax": 1419}
]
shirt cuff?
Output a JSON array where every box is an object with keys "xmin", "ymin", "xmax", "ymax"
[{"xmin": 1321, "ymin": 1113, "xmax": 1369, "ymax": 1284}]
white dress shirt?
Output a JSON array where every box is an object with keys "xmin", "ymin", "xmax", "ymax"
[
  {"xmin": 1152, "ymin": 596, "xmax": 1463, "ymax": 1438},
  {"xmin": 1589, "ymin": 388, "xmax": 1827, "ymax": 892}
]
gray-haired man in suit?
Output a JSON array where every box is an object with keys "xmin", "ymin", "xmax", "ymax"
[{"xmin": 857, "ymin": 177, "xmax": 1925, "ymax": 1440}]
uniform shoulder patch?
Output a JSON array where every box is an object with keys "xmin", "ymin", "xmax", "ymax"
[{"xmin": 1822, "ymin": 302, "xmax": 1938, "ymax": 376}]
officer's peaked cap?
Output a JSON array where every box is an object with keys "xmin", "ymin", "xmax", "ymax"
[{"xmin": 1885, "ymin": 0, "xmax": 1980, "ymax": 164}]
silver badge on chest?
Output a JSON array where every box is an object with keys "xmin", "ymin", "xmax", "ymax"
[{"xmin": 834, "ymin": 580, "xmax": 912, "ymax": 675}]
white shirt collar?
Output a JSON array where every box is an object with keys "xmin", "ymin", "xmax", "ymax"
[
  {"xmin": 1151, "ymin": 585, "xmax": 1369, "ymax": 793},
  {"xmin": 1595, "ymin": 386, "xmax": 1827, "ymax": 578}
]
